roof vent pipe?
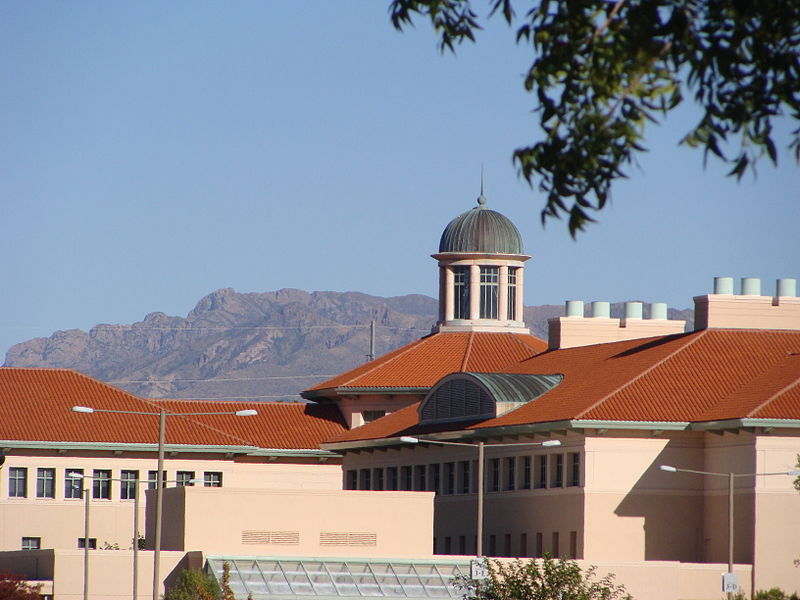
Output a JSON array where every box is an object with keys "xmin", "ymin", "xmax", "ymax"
[
  {"xmin": 591, "ymin": 301, "xmax": 610, "ymax": 318},
  {"xmin": 624, "ymin": 301, "xmax": 643, "ymax": 320},
  {"xmin": 565, "ymin": 300, "xmax": 584, "ymax": 317},
  {"xmin": 650, "ymin": 302, "xmax": 668, "ymax": 320},
  {"xmin": 741, "ymin": 277, "xmax": 761, "ymax": 296},
  {"xmin": 714, "ymin": 277, "xmax": 734, "ymax": 294},
  {"xmin": 776, "ymin": 278, "xmax": 797, "ymax": 297}
]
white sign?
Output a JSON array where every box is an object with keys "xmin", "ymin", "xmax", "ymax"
[
  {"xmin": 470, "ymin": 559, "xmax": 489, "ymax": 580},
  {"xmin": 722, "ymin": 572, "xmax": 739, "ymax": 593}
]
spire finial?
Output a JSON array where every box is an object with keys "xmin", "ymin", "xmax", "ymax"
[{"xmin": 477, "ymin": 164, "xmax": 487, "ymax": 206}]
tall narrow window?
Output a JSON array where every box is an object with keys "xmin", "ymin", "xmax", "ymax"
[
  {"xmin": 444, "ymin": 462, "xmax": 455, "ymax": 495},
  {"xmin": 401, "ymin": 466, "xmax": 413, "ymax": 491},
  {"xmin": 9, "ymin": 467, "xmax": 28, "ymax": 498},
  {"xmin": 93, "ymin": 470, "xmax": 111, "ymax": 499},
  {"xmin": 374, "ymin": 468, "xmax": 385, "ymax": 491},
  {"xmin": 552, "ymin": 455, "xmax": 564, "ymax": 488},
  {"xmin": 459, "ymin": 461, "xmax": 470, "ymax": 494},
  {"xmin": 536, "ymin": 455, "xmax": 547, "ymax": 489},
  {"xmin": 36, "ymin": 468, "xmax": 55, "ymax": 498},
  {"xmin": 415, "ymin": 465, "xmax": 427, "ymax": 491},
  {"xmin": 552, "ymin": 532, "xmax": 560, "ymax": 558},
  {"xmin": 346, "ymin": 470, "xmax": 358, "ymax": 490},
  {"xmin": 359, "ymin": 468, "xmax": 371, "ymax": 490},
  {"xmin": 453, "ymin": 267, "xmax": 470, "ymax": 319},
  {"xmin": 569, "ymin": 453, "xmax": 581, "ymax": 487},
  {"xmin": 65, "ymin": 469, "xmax": 83, "ymax": 499},
  {"xmin": 507, "ymin": 268, "xmax": 517, "ymax": 320},
  {"xmin": 522, "ymin": 456, "xmax": 531, "ymax": 490},
  {"xmin": 428, "ymin": 464, "xmax": 440, "ymax": 495},
  {"xmin": 387, "ymin": 467, "xmax": 398, "ymax": 491},
  {"xmin": 535, "ymin": 532, "xmax": 543, "ymax": 557},
  {"xmin": 505, "ymin": 457, "xmax": 516, "ymax": 490},
  {"xmin": 121, "ymin": 470, "xmax": 138, "ymax": 500},
  {"xmin": 520, "ymin": 533, "xmax": 528, "ymax": 557},
  {"xmin": 490, "ymin": 458, "xmax": 500, "ymax": 492},
  {"xmin": 479, "ymin": 266, "xmax": 499, "ymax": 318}
]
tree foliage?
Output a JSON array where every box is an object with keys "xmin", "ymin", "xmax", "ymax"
[
  {"xmin": 0, "ymin": 571, "xmax": 44, "ymax": 600},
  {"xmin": 164, "ymin": 567, "xmax": 221, "ymax": 600},
  {"xmin": 454, "ymin": 556, "xmax": 632, "ymax": 600},
  {"xmin": 390, "ymin": 0, "xmax": 800, "ymax": 235}
]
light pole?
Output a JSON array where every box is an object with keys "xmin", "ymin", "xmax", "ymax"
[
  {"xmin": 72, "ymin": 405, "xmax": 257, "ymax": 600},
  {"xmin": 660, "ymin": 464, "xmax": 800, "ymax": 599},
  {"xmin": 400, "ymin": 436, "xmax": 562, "ymax": 557}
]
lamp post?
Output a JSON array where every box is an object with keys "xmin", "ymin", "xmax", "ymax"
[
  {"xmin": 72, "ymin": 405, "xmax": 257, "ymax": 600},
  {"xmin": 399, "ymin": 436, "xmax": 561, "ymax": 557},
  {"xmin": 659, "ymin": 464, "xmax": 800, "ymax": 599}
]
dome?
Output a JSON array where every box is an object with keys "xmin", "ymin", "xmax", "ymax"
[{"xmin": 438, "ymin": 195, "xmax": 524, "ymax": 254}]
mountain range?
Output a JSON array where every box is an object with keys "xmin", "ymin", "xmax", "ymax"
[{"xmin": 3, "ymin": 288, "xmax": 693, "ymax": 401}]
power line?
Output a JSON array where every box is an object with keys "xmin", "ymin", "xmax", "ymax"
[{"xmin": 109, "ymin": 375, "xmax": 335, "ymax": 384}]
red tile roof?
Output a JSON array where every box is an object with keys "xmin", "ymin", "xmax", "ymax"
[
  {"xmin": 324, "ymin": 329, "xmax": 800, "ymax": 444},
  {"xmin": 303, "ymin": 331, "xmax": 546, "ymax": 397},
  {"xmin": 0, "ymin": 368, "xmax": 346, "ymax": 450}
]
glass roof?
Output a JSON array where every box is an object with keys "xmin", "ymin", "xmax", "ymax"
[{"xmin": 206, "ymin": 557, "xmax": 470, "ymax": 600}]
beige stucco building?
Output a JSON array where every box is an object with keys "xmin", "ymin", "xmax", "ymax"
[{"xmin": 1, "ymin": 193, "xmax": 799, "ymax": 600}]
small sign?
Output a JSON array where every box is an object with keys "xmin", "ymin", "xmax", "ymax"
[
  {"xmin": 722, "ymin": 572, "xmax": 739, "ymax": 593},
  {"xmin": 470, "ymin": 559, "xmax": 489, "ymax": 580}
]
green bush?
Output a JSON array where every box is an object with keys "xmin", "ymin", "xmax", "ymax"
[{"xmin": 164, "ymin": 567, "xmax": 221, "ymax": 600}]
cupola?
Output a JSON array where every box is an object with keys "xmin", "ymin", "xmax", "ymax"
[{"xmin": 432, "ymin": 189, "xmax": 531, "ymax": 333}]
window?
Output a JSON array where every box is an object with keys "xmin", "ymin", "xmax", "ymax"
[
  {"xmin": 522, "ymin": 456, "xmax": 531, "ymax": 490},
  {"xmin": 489, "ymin": 535, "xmax": 497, "ymax": 556},
  {"xmin": 458, "ymin": 536, "xmax": 466, "ymax": 555},
  {"xmin": 204, "ymin": 472, "xmax": 223, "ymax": 488},
  {"xmin": 363, "ymin": 410, "xmax": 385, "ymax": 423},
  {"xmin": 21, "ymin": 537, "xmax": 41, "ymax": 550},
  {"xmin": 444, "ymin": 462, "xmax": 455, "ymax": 495},
  {"xmin": 148, "ymin": 470, "xmax": 166, "ymax": 490},
  {"xmin": 121, "ymin": 470, "xmax": 138, "ymax": 500},
  {"xmin": 346, "ymin": 470, "xmax": 358, "ymax": 490},
  {"xmin": 552, "ymin": 532, "xmax": 560, "ymax": 558},
  {"xmin": 373, "ymin": 468, "xmax": 384, "ymax": 490},
  {"xmin": 568, "ymin": 453, "xmax": 580, "ymax": 487},
  {"xmin": 386, "ymin": 467, "xmax": 398, "ymax": 491},
  {"xmin": 444, "ymin": 536, "xmax": 452, "ymax": 554},
  {"xmin": 428, "ymin": 464, "xmax": 440, "ymax": 495},
  {"xmin": 536, "ymin": 455, "xmax": 547, "ymax": 489},
  {"xmin": 507, "ymin": 268, "xmax": 517, "ymax": 320},
  {"xmin": 551, "ymin": 455, "xmax": 564, "ymax": 488},
  {"xmin": 479, "ymin": 266, "xmax": 499, "ymax": 319},
  {"xmin": 414, "ymin": 465, "xmax": 426, "ymax": 491},
  {"xmin": 9, "ymin": 467, "xmax": 27, "ymax": 498},
  {"xmin": 570, "ymin": 531, "xmax": 578, "ymax": 558},
  {"xmin": 359, "ymin": 468, "xmax": 371, "ymax": 491},
  {"xmin": 65, "ymin": 469, "xmax": 84, "ymax": 499},
  {"xmin": 36, "ymin": 468, "xmax": 55, "ymax": 498},
  {"xmin": 505, "ymin": 457, "xmax": 516, "ymax": 491},
  {"xmin": 453, "ymin": 267, "xmax": 470, "ymax": 319},
  {"xmin": 93, "ymin": 470, "xmax": 111, "ymax": 499},
  {"xmin": 504, "ymin": 533, "xmax": 512, "ymax": 557},
  {"xmin": 520, "ymin": 532, "xmax": 528, "ymax": 557},
  {"xmin": 535, "ymin": 532, "xmax": 543, "ymax": 558},
  {"xmin": 459, "ymin": 461, "xmax": 470, "ymax": 494},
  {"xmin": 490, "ymin": 458, "xmax": 500, "ymax": 492},
  {"xmin": 401, "ymin": 466, "xmax": 412, "ymax": 491},
  {"xmin": 78, "ymin": 538, "xmax": 97, "ymax": 550},
  {"xmin": 176, "ymin": 471, "xmax": 195, "ymax": 487}
]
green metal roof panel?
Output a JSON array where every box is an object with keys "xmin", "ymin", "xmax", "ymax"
[
  {"xmin": 438, "ymin": 204, "xmax": 524, "ymax": 255},
  {"xmin": 467, "ymin": 373, "xmax": 563, "ymax": 404}
]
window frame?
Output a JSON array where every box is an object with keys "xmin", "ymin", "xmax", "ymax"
[
  {"xmin": 92, "ymin": 469, "xmax": 112, "ymax": 500},
  {"xmin": 204, "ymin": 471, "xmax": 223, "ymax": 488},
  {"xmin": 21, "ymin": 537, "xmax": 41, "ymax": 551},
  {"xmin": 65, "ymin": 469, "xmax": 84, "ymax": 499},
  {"xmin": 36, "ymin": 468, "xmax": 55, "ymax": 499},
  {"xmin": 9, "ymin": 467, "xmax": 28, "ymax": 498},
  {"xmin": 121, "ymin": 470, "xmax": 139, "ymax": 500}
]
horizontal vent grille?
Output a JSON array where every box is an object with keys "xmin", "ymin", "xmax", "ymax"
[
  {"xmin": 241, "ymin": 531, "xmax": 300, "ymax": 545},
  {"xmin": 319, "ymin": 532, "xmax": 377, "ymax": 546}
]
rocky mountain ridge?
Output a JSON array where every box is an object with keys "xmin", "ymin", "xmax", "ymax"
[{"xmin": 4, "ymin": 288, "xmax": 693, "ymax": 401}]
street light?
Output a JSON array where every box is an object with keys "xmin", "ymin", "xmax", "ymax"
[
  {"xmin": 399, "ymin": 436, "xmax": 562, "ymax": 557},
  {"xmin": 659, "ymin": 464, "xmax": 800, "ymax": 599},
  {"xmin": 72, "ymin": 405, "xmax": 257, "ymax": 600}
]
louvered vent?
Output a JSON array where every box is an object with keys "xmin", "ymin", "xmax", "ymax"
[
  {"xmin": 319, "ymin": 532, "xmax": 378, "ymax": 546},
  {"xmin": 420, "ymin": 377, "xmax": 495, "ymax": 424},
  {"xmin": 241, "ymin": 530, "xmax": 300, "ymax": 545}
]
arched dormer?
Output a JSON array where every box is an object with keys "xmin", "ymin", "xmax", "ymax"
[
  {"xmin": 419, "ymin": 372, "xmax": 563, "ymax": 425},
  {"xmin": 433, "ymin": 192, "xmax": 531, "ymax": 333}
]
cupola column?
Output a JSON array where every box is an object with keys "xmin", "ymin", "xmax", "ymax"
[
  {"xmin": 515, "ymin": 267, "xmax": 525, "ymax": 321},
  {"xmin": 469, "ymin": 264, "xmax": 481, "ymax": 320},
  {"xmin": 499, "ymin": 265, "xmax": 509, "ymax": 323},
  {"xmin": 443, "ymin": 265, "xmax": 455, "ymax": 321}
]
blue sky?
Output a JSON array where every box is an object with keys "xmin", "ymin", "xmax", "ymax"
[{"xmin": 1, "ymin": 1, "xmax": 798, "ymax": 360}]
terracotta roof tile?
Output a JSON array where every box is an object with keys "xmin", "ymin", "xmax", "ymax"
[
  {"xmin": 0, "ymin": 368, "xmax": 346, "ymax": 450},
  {"xmin": 326, "ymin": 329, "xmax": 800, "ymax": 443},
  {"xmin": 304, "ymin": 331, "xmax": 545, "ymax": 395}
]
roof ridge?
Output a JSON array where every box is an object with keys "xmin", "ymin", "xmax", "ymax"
[
  {"xmin": 147, "ymin": 399, "xmax": 256, "ymax": 446},
  {"xmin": 509, "ymin": 332, "xmax": 545, "ymax": 354},
  {"xmin": 460, "ymin": 331, "xmax": 475, "ymax": 371},
  {"xmin": 575, "ymin": 329, "xmax": 708, "ymax": 419},
  {"xmin": 746, "ymin": 355, "xmax": 800, "ymax": 417}
]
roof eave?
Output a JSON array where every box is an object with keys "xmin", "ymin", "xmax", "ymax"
[
  {"xmin": 690, "ymin": 418, "xmax": 800, "ymax": 430},
  {"xmin": 0, "ymin": 440, "xmax": 338, "ymax": 457},
  {"xmin": 304, "ymin": 387, "xmax": 430, "ymax": 399}
]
